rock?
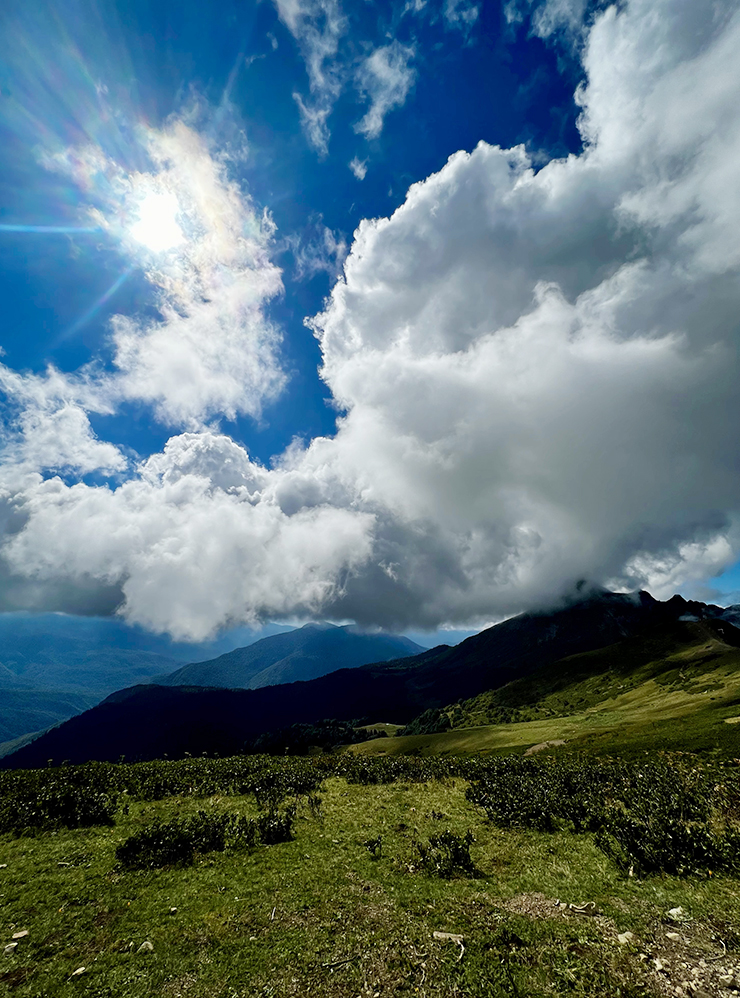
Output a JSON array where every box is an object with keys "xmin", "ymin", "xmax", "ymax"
[
  {"xmin": 168, "ymin": 907, "xmax": 177, "ymax": 914},
  {"xmin": 666, "ymin": 932, "xmax": 681, "ymax": 941},
  {"xmin": 433, "ymin": 932, "xmax": 464, "ymax": 944},
  {"xmin": 11, "ymin": 930, "xmax": 28, "ymax": 940},
  {"xmin": 70, "ymin": 967, "xmax": 85, "ymax": 977},
  {"xmin": 0, "ymin": 864, "xmax": 7, "ymax": 869},
  {"xmin": 4, "ymin": 943, "xmax": 17, "ymax": 956},
  {"xmin": 667, "ymin": 907, "xmax": 687, "ymax": 921},
  {"xmin": 137, "ymin": 940, "xmax": 154, "ymax": 953},
  {"xmin": 617, "ymin": 932, "xmax": 635, "ymax": 944}
]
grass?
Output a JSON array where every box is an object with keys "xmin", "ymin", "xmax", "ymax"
[{"xmin": 1, "ymin": 764, "xmax": 739, "ymax": 997}]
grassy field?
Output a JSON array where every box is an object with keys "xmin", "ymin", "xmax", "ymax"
[{"xmin": 1, "ymin": 756, "xmax": 740, "ymax": 998}]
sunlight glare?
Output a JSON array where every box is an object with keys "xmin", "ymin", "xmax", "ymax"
[{"xmin": 129, "ymin": 191, "xmax": 184, "ymax": 252}]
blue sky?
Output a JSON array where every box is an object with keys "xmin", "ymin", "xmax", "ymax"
[
  {"xmin": 0, "ymin": 0, "xmax": 739, "ymax": 642},
  {"xmin": 0, "ymin": 0, "xmax": 581, "ymax": 464}
]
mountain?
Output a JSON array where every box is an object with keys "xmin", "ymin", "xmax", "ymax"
[
  {"xmin": 0, "ymin": 613, "xmax": 297, "ymax": 741},
  {"xmin": 159, "ymin": 623, "xmax": 424, "ymax": 689},
  {"xmin": 0, "ymin": 612, "xmax": 296, "ymax": 692},
  {"xmin": 354, "ymin": 616, "xmax": 740, "ymax": 758},
  {"xmin": 0, "ymin": 690, "xmax": 99, "ymax": 746},
  {"xmin": 4, "ymin": 589, "xmax": 738, "ymax": 767}
]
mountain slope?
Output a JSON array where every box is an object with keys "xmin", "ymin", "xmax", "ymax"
[
  {"xmin": 159, "ymin": 623, "xmax": 424, "ymax": 689},
  {"xmin": 4, "ymin": 589, "xmax": 738, "ymax": 767},
  {"xmin": 0, "ymin": 612, "xmax": 297, "ymax": 692},
  {"xmin": 449, "ymin": 616, "xmax": 740, "ymax": 727},
  {"xmin": 353, "ymin": 618, "xmax": 740, "ymax": 758},
  {"xmin": 0, "ymin": 689, "xmax": 99, "ymax": 744}
]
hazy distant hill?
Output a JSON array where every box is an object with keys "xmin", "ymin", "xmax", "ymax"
[
  {"xmin": 0, "ymin": 613, "xmax": 295, "ymax": 692},
  {"xmin": 160, "ymin": 623, "xmax": 424, "ymax": 690},
  {"xmin": 0, "ymin": 690, "xmax": 99, "ymax": 745},
  {"xmin": 0, "ymin": 613, "xmax": 295, "ymax": 743},
  {"xmin": 8, "ymin": 588, "xmax": 733, "ymax": 767}
]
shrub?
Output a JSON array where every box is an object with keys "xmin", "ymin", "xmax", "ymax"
[
  {"xmin": 466, "ymin": 756, "xmax": 740, "ymax": 876},
  {"xmin": 0, "ymin": 768, "xmax": 119, "ymax": 834},
  {"xmin": 116, "ymin": 810, "xmax": 231, "ymax": 869},
  {"xmin": 400, "ymin": 708, "xmax": 451, "ymax": 737},
  {"xmin": 256, "ymin": 805, "xmax": 295, "ymax": 845},
  {"xmin": 415, "ymin": 829, "xmax": 477, "ymax": 878}
]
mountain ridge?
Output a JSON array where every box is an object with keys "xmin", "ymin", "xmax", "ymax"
[
  {"xmin": 5, "ymin": 590, "xmax": 740, "ymax": 767},
  {"xmin": 158, "ymin": 623, "xmax": 424, "ymax": 690}
]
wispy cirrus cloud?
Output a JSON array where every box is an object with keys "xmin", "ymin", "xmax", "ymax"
[
  {"xmin": 353, "ymin": 42, "xmax": 416, "ymax": 140},
  {"xmin": 349, "ymin": 156, "xmax": 367, "ymax": 180},
  {"xmin": 443, "ymin": 0, "xmax": 481, "ymax": 30},
  {"xmin": 272, "ymin": 0, "xmax": 347, "ymax": 156}
]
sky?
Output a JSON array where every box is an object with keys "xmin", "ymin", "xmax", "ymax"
[{"xmin": 0, "ymin": 0, "xmax": 739, "ymax": 643}]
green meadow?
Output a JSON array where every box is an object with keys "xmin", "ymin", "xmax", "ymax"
[{"xmin": 1, "ymin": 751, "xmax": 739, "ymax": 998}]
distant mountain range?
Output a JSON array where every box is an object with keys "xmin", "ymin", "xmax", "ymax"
[
  {"xmin": 7, "ymin": 588, "xmax": 739, "ymax": 767},
  {"xmin": 0, "ymin": 617, "xmax": 422, "ymax": 747},
  {"xmin": 0, "ymin": 614, "xmax": 295, "ymax": 743},
  {"xmin": 159, "ymin": 623, "xmax": 424, "ymax": 689}
]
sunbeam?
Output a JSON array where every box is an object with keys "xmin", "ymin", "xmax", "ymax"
[
  {"xmin": 0, "ymin": 224, "xmax": 100, "ymax": 234},
  {"xmin": 56, "ymin": 268, "xmax": 133, "ymax": 344}
]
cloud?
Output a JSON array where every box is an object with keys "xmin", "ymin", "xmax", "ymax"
[
  {"xmin": 48, "ymin": 121, "xmax": 286, "ymax": 428},
  {"xmin": 0, "ymin": 432, "xmax": 374, "ymax": 640},
  {"xmin": 306, "ymin": 0, "xmax": 740, "ymax": 623},
  {"xmin": 349, "ymin": 156, "xmax": 368, "ymax": 180},
  {"xmin": 273, "ymin": 0, "xmax": 346, "ymax": 155},
  {"xmin": 3, "ymin": 0, "xmax": 740, "ymax": 635},
  {"xmin": 0, "ymin": 365, "xmax": 125, "ymax": 483},
  {"xmin": 354, "ymin": 42, "xmax": 416, "ymax": 140},
  {"xmin": 284, "ymin": 221, "xmax": 348, "ymax": 280},
  {"xmin": 505, "ymin": 0, "xmax": 587, "ymax": 38},
  {"xmin": 443, "ymin": 0, "xmax": 481, "ymax": 30}
]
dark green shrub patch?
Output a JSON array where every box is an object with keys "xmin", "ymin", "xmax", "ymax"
[
  {"xmin": 466, "ymin": 756, "xmax": 740, "ymax": 876},
  {"xmin": 414, "ymin": 829, "xmax": 477, "ymax": 878},
  {"xmin": 116, "ymin": 810, "xmax": 232, "ymax": 868},
  {"xmin": 256, "ymin": 805, "xmax": 295, "ymax": 845},
  {"xmin": 400, "ymin": 708, "xmax": 451, "ymax": 736},
  {"xmin": 116, "ymin": 804, "xmax": 296, "ymax": 869},
  {"xmin": 0, "ymin": 765, "xmax": 119, "ymax": 834},
  {"xmin": 247, "ymin": 719, "xmax": 371, "ymax": 755}
]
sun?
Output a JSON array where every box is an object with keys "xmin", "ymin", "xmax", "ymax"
[{"xmin": 129, "ymin": 191, "xmax": 184, "ymax": 252}]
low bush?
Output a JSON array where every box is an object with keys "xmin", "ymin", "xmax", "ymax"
[
  {"xmin": 256, "ymin": 805, "xmax": 295, "ymax": 845},
  {"xmin": 116, "ymin": 810, "xmax": 231, "ymax": 868},
  {"xmin": 415, "ymin": 829, "xmax": 477, "ymax": 878},
  {"xmin": 0, "ymin": 767, "xmax": 119, "ymax": 834},
  {"xmin": 466, "ymin": 757, "xmax": 740, "ymax": 876},
  {"xmin": 116, "ymin": 805, "xmax": 295, "ymax": 869}
]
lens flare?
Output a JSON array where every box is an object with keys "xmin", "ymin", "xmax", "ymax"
[{"xmin": 129, "ymin": 191, "xmax": 184, "ymax": 252}]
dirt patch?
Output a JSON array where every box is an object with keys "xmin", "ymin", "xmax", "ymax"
[
  {"xmin": 639, "ymin": 919, "xmax": 740, "ymax": 997},
  {"xmin": 501, "ymin": 893, "xmax": 740, "ymax": 997}
]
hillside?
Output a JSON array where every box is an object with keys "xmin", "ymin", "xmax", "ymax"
[
  {"xmin": 1, "ymin": 753, "xmax": 739, "ymax": 998},
  {"xmin": 352, "ymin": 618, "xmax": 740, "ymax": 758},
  {"xmin": 160, "ymin": 623, "xmax": 423, "ymax": 689},
  {"xmin": 6, "ymin": 588, "xmax": 737, "ymax": 767},
  {"xmin": 0, "ymin": 614, "xmax": 297, "ymax": 743}
]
